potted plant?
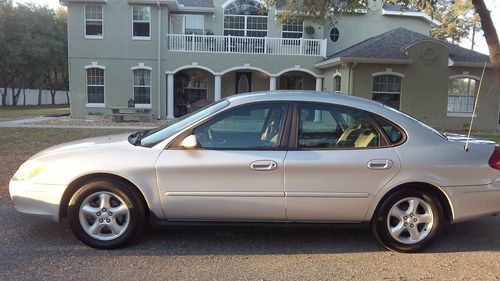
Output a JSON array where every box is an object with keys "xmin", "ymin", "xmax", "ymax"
[{"xmin": 128, "ymin": 98, "xmax": 135, "ymax": 108}]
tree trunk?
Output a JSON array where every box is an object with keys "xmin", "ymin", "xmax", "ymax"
[
  {"xmin": 11, "ymin": 88, "xmax": 22, "ymax": 106},
  {"xmin": 22, "ymin": 89, "xmax": 26, "ymax": 105},
  {"xmin": 0, "ymin": 87, "xmax": 5, "ymax": 106},
  {"xmin": 38, "ymin": 89, "xmax": 42, "ymax": 105},
  {"xmin": 50, "ymin": 90, "xmax": 56, "ymax": 105},
  {"xmin": 472, "ymin": 0, "xmax": 500, "ymax": 81},
  {"xmin": 12, "ymin": 88, "xmax": 22, "ymax": 105}
]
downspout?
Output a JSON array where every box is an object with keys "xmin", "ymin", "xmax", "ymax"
[
  {"xmin": 157, "ymin": 1, "xmax": 162, "ymax": 119},
  {"xmin": 349, "ymin": 62, "xmax": 357, "ymax": 95}
]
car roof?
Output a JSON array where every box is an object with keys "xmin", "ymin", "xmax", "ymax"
[{"xmin": 226, "ymin": 90, "xmax": 387, "ymax": 113}]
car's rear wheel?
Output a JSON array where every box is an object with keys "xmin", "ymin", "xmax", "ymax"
[
  {"xmin": 68, "ymin": 179, "xmax": 144, "ymax": 249},
  {"xmin": 372, "ymin": 188, "xmax": 443, "ymax": 253}
]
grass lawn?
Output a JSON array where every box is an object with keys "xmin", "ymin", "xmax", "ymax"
[
  {"xmin": 0, "ymin": 128, "xmax": 132, "ymax": 198},
  {"xmin": 0, "ymin": 105, "xmax": 70, "ymax": 119}
]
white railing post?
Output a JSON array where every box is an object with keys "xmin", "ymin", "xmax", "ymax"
[
  {"xmin": 191, "ymin": 33, "xmax": 195, "ymax": 51},
  {"xmin": 264, "ymin": 37, "xmax": 268, "ymax": 54},
  {"xmin": 300, "ymin": 37, "xmax": 303, "ymax": 55}
]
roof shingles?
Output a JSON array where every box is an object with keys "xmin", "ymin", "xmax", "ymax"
[{"xmin": 326, "ymin": 28, "xmax": 490, "ymax": 63}]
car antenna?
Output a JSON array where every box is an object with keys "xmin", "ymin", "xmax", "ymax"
[{"xmin": 464, "ymin": 61, "xmax": 488, "ymax": 152}]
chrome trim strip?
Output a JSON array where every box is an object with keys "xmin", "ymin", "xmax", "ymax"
[
  {"xmin": 165, "ymin": 192, "xmax": 284, "ymax": 197},
  {"xmin": 285, "ymin": 192, "xmax": 371, "ymax": 198}
]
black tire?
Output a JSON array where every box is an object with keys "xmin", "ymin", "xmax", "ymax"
[
  {"xmin": 67, "ymin": 179, "xmax": 145, "ymax": 249},
  {"xmin": 371, "ymin": 187, "xmax": 443, "ymax": 253}
]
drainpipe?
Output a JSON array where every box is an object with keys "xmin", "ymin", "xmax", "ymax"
[
  {"xmin": 157, "ymin": 1, "xmax": 162, "ymax": 119},
  {"xmin": 348, "ymin": 62, "xmax": 357, "ymax": 95}
]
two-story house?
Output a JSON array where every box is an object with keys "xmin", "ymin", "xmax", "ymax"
[{"xmin": 61, "ymin": 0, "xmax": 497, "ymax": 131}]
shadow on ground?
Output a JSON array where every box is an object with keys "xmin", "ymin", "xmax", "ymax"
[{"xmin": 1, "ymin": 198, "xmax": 499, "ymax": 258}]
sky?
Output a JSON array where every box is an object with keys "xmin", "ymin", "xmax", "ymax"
[{"xmin": 13, "ymin": 0, "xmax": 500, "ymax": 55}]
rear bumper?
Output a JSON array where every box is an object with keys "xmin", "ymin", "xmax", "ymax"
[
  {"xmin": 444, "ymin": 178, "xmax": 500, "ymax": 223},
  {"xmin": 9, "ymin": 180, "xmax": 66, "ymax": 222}
]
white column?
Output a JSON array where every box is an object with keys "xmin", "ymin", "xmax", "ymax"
[
  {"xmin": 315, "ymin": 77, "xmax": 323, "ymax": 92},
  {"xmin": 214, "ymin": 75, "xmax": 221, "ymax": 101},
  {"xmin": 167, "ymin": 74, "xmax": 174, "ymax": 119},
  {"xmin": 269, "ymin": 76, "xmax": 277, "ymax": 91}
]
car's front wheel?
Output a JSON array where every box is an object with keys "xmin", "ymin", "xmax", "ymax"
[
  {"xmin": 372, "ymin": 188, "xmax": 443, "ymax": 253},
  {"xmin": 67, "ymin": 179, "xmax": 145, "ymax": 249}
]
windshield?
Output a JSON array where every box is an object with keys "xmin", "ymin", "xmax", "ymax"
[{"xmin": 139, "ymin": 99, "xmax": 230, "ymax": 147}]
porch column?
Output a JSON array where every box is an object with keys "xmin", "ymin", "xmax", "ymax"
[
  {"xmin": 269, "ymin": 76, "xmax": 277, "ymax": 91},
  {"xmin": 214, "ymin": 75, "xmax": 222, "ymax": 101},
  {"xmin": 167, "ymin": 73, "xmax": 174, "ymax": 119},
  {"xmin": 315, "ymin": 77, "xmax": 323, "ymax": 92}
]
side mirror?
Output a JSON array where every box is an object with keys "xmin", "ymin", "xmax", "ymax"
[{"xmin": 180, "ymin": 135, "xmax": 198, "ymax": 149}]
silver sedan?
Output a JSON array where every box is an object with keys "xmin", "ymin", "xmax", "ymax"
[{"xmin": 9, "ymin": 91, "xmax": 500, "ymax": 252}]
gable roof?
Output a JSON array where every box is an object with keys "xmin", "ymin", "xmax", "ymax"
[{"xmin": 316, "ymin": 28, "xmax": 490, "ymax": 68}]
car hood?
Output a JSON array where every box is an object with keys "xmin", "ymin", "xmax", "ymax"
[{"xmin": 30, "ymin": 133, "xmax": 132, "ymax": 160}]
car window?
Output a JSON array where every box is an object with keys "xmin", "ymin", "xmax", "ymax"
[
  {"xmin": 193, "ymin": 103, "xmax": 287, "ymax": 149},
  {"xmin": 298, "ymin": 103, "xmax": 380, "ymax": 149},
  {"xmin": 375, "ymin": 117, "xmax": 404, "ymax": 144},
  {"xmin": 140, "ymin": 99, "xmax": 230, "ymax": 147}
]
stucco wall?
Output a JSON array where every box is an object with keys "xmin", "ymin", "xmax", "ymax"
[{"xmin": 323, "ymin": 66, "xmax": 350, "ymax": 93}]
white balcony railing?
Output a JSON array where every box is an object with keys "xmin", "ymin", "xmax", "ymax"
[{"xmin": 167, "ymin": 34, "xmax": 327, "ymax": 58}]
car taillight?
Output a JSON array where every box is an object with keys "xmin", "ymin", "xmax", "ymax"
[{"xmin": 489, "ymin": 146, "xmax": 500, "ymax": 170}]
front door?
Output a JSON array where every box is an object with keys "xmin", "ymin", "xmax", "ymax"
[
  {"xmin": 235, "ymin": 72, "xmax": 252, "ymax": 94},
  {"xmin": 284, "ymin": 102, "xmax": 401, "ymax": 222},
  {"xmin": 156, "ymin": 102, "xmax": 289, "ymax": 221}
]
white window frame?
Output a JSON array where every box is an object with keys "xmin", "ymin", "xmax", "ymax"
[
  {"xmin": 84, "ymin": 64, "xmax": 106, "ymax": 107},
  {"xmin": 371, "ymin": 72, "xmax": 404, "ymax": 110},
  {"xmin": 131, "ymin": 65, "xmax": 153, "ymax": 108},
  {"xmin": 132, "ymin": 6, "xmax": 151, "ymax": 40},
  {"xmin": 329, "ymin": 26, "xmax": 340, "ymax": 43},
  {"xmin": 84, "ymin": 4, "xmax": 103, "ymax": 39},
  {"xmin": 281, "ymin": 21, "xmax": 304, "ymax": 38},
  {"xmin": 447, "ymin": 74, "xmax": 480, "ymax": 117},
  {"xmin": 223, "ymin": 0, "xmax": 268, "ymax": 37},
  {"xmin": 184, "ymin": 14, "xmax": 205, "ymax": 35}
]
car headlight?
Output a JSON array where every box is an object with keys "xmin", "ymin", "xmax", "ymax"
[{"xmin": 12, "ymin": 161, "xmax": 45, "ymax": 181}]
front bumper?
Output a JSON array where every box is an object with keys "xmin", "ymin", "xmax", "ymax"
[
  {"xmin": 9, "ymin": 180, "xmax": 66, "ymax": 222},
  {"xmin": 444, "ymin": 178, "xmax": 500, "ymax": 223}
]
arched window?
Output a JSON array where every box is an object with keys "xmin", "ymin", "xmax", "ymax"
[
  {"xmin": 133, "ymin": 69, "xmax": 151, "ymax": 105},
  {"xmin": 372, "ymin": 74, "xmax": 402, "ymax": 110},
  {"xmin": 333, "ymin": 75, "xmax": 341, "ymax": 92},
  {"xmin": 86, "ymin": 67, "xmax": 105, "ymax": 105},
  {"xmin": 224, "ymin": 0, "xmax": 268, "ymax": 37},
  {"xmin": 448, "ymin": 76, "xmax": 478, "ymax": 114}
]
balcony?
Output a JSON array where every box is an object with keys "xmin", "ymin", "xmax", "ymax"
[{"xmin": 167, "ymin": 34, "xmax": 327, "ymax": 58}]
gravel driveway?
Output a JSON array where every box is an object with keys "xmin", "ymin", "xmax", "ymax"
[{"xmin": 1, "ymin": 198, "xmax": 499, "ymax": 280}]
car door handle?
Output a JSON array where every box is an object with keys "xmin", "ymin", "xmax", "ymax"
[
  {"xmin": 367, "ymin": 159, "xmax": 393, "ymax": 170},
  {"xmin": 250, "ymin": 160, "xmax": 278, "ymax": 171}
]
